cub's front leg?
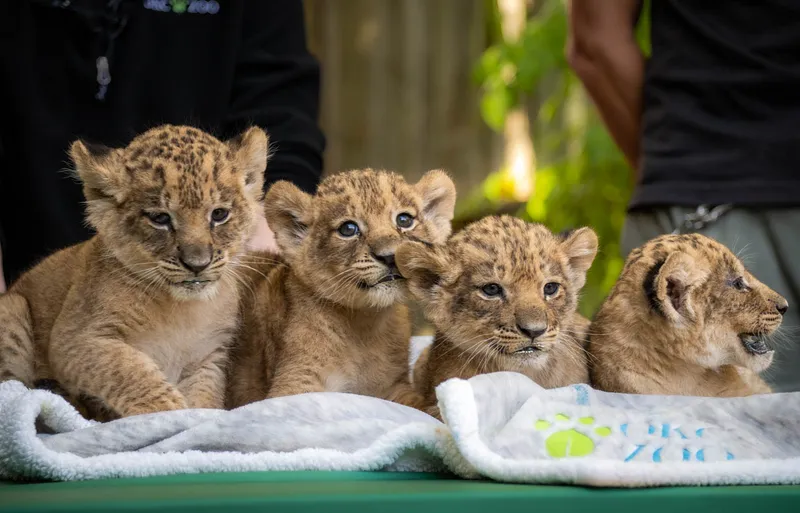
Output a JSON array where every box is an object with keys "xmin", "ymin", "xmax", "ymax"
[
  {"xmin": 266, "ymin": 357, "xmax": 327, "ymax": 399},
  {"xmin": 0, "ymin": 292, "xmax": 35, "ymax": 385},
  {"xmin": 178, "ymin": 346, "xmax": 228, "ymax": 409},
  {"xmin": 49, "ymin": 328, "xmax": 187, "ymax": 418},
  {"xmin": 385, "ymin": 376, "xmax": 427, "ymax": 409},
  {"xmin": 266, "ymin": 326, "xmax": 331, "ymax": 399}
]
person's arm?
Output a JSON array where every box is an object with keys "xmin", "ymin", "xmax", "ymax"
[
  {"xmin": 226, "ymin": 0, "xmax": 325, "ymax": 252},
  {"xmin": 0, "ymin": 248, "xmax": 5, "ymax": 293},
  {"xmin": 566, "ymin": 0, "xmax": 644, "ymax": 176},
  {"xmin": 227, "ymin": 0, "xmax": 324, "ymax": 195}
]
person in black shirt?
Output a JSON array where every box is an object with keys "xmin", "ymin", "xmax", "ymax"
[
  {"xmin": 0, "ymin": 0, "xmax": 325, "ymax": 291},
  {"xmin": 568, "ymin": 0, "xmax": 800, "ymax": 392}
]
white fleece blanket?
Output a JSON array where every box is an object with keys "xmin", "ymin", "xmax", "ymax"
[{"xmin": 2, "ymin": 336, "xmax": 799, "ymax": 487}]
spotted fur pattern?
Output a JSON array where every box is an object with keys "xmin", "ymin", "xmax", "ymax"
[
  {"xmin": 589, "ymin": 233, "xmax": 788, "ymax": 397},
  {"xmin": 396, "ymin": 215, "xmax": 597, "ymax": 417},
  {"xmin": 226, "ymin": 169, "xmax": 457, "ymax": 408},
  {"xmin": 0, "ymin": 125, "xmax": 267, "ymax": 420}
]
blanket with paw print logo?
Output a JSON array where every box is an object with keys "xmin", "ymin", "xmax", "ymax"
[{"xmin": 1, "ymin": 337, "xmax": 799, "ymax": 486}]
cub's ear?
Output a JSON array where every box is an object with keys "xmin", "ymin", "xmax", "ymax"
[
  {"xmin": 226, "ymin": 126, "xmax": 269, "ymax": 200},
  {"xmin": 396, "ymin": 241, "xmax": 453, "ymax": 301},
  {"xmin": 560, "ymin": 227, "xmax": 598, "ymax": 290},
  {"xmin": 264, "ymin": 181, "xmax": 313, "ymax": 258},
  {"xmin": 647, "ymin": 252, "xmax": 709, "ymax": 323},
  {"xmin": 414, "ymin": 169, "xmax": 456, "ymax": 243},
  {"xmin": 70, "ymin": 140, "xmax": 126, "ymax": 203}
]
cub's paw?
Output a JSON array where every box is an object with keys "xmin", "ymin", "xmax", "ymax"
[
  {"xmin": 425, "ymin": 405, "xmax": 442, "ymax": 421},
  {"xmin": 122, "ymin": 389, "xmax": 189, "ymax": 417},
  {"xmin": 186, "ymin": 391, "xmax": 225, "ymax": 410},
  {"xmin": 386, "ymin": 382, "xmax": 427, "ymax": 410}
]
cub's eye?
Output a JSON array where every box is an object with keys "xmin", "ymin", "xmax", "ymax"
[
  {"xmin": 396, "ymin": 213, "xmax": 414, "ymax": 229},
  {"xmin": 543, "ymin": 282, "xmax": 560, "ymax": 296},
  {"xmin": 481, "ymin": 283, "xmax": 503, "ymax": 298},
  {"xmin": 337, "ymin": 221, "xmax": 360, "ymax": 238},
  {"xmin": 731, "ymin": 277, "xmax": 748, "ymax": 291},
  {"xmin": 146, "ymin": 212, "xmax": 172, "ymax": 227},
  {"xmin": 211, "ymin": 208, "xmax": 230, "ymax": 223}
]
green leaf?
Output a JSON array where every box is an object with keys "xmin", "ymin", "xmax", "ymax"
[
  {"xmin": 473, "ymin": 45, "xmax": 506, "ymax": 85},
  {"xmin": 480, "ymin": 86, "xmax": 515, "ymax": 131}
]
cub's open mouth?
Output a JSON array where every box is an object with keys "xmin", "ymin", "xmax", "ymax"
[
  {"xmin": 177, "ymin": 278, "xmax": 212, "ymax": 289},
  {"xmin": 740, "ymin": 333, "xmax": 771, "ymax": 355},
  {"xmin": 489, "ymin": 341, "xmax": 543, "ymax": 357},
  {"xmin": 359, "ymin": 274, "xmax": 405, "ymax": 288},
  {"xmin": 376, "ymin": 273, "xmax": 404, "ymax": 285}
]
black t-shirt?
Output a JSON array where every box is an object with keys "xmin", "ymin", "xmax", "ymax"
[
  {"xmin": 0, "ymin": 0, "xmax": 325, "ymax": 284},
  {"xmin": 634, "ymin": 0, "xmax": 800, "ymax": 210}
]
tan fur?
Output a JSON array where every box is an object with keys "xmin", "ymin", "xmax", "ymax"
[
  {"xmin": 396, "ymin": 216, "xmax": 596, "ymax": 418},
  {"xmin": 0, "ymin": 125, "xmax": 268, "ymax": 419},
  {"xmin": 226, "ymin": 169, "xmax": 457, "ymax": 408},
  {"xmin": 589, "ymin": 233, "xmax": 788, "ymax": 397}
]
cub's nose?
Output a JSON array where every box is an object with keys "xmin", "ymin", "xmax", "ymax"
[
  {"xmin": 517, "ymin": 324, "xmax": 546, "ymax": 341},
  {"xmin": 775, "ymin": 299, "xmax": 789, "ymax": 316},
  {"xmin": 179, "ymin": 245, "xmax": 212, "ymax": 274},
  {"xmin": 373, "ymin": 252, "xmax": 397, "ymax": 270}
]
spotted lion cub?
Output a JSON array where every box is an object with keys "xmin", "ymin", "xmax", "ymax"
[
  {"xmin": 589, "ymin": 233, "xmax": 788, "ymax": 397},
  {"xmin": 396, "ymin": 216, "xmax": 597, "ymax": 416},
  {"xmin": 226, "ymin": 168, "xmax": 456, "ymax": 408},
  {"xmin": 0, "ymin": 125, "xmax": 267, "ymax": 419}
]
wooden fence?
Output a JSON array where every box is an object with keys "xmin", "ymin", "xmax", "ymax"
[{"xmin": 304, "ymin": 0, "xmax": 504, "ymax": 193}]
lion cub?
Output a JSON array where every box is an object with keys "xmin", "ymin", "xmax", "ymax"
[
  {"xmin": 396, "ymin": 216, "xmax": 597, "ymax": 416},
  {"xmin": 0, "ymin": 125, "xmax": 267, "ymax": 419},
  {"xmin": 589, "ymin": 233, "xmax": 788, "ymax": 397},
  {"xmin": 226, "ymin": 168, "xmax": 456, "ymax": 408}
]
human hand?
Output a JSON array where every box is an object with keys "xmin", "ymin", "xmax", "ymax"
[{"xmin": 247, "ymin": 214, "xmax": 279, "ymax": 253}]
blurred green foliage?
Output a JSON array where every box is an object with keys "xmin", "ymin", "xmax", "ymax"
[{"xmin": 467, "ymin": 0, "xmax": 650, "ymax": 317}]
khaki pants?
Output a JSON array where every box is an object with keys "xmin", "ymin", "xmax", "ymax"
[{"xmin": 622, "ymin": 208, "xmax": 800, "ymax": 392}]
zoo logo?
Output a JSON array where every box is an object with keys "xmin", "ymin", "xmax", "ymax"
[
  {"xmin": 144, "ymin": 0, "xmax": 220, "ymax": 14},
  {"xmin": 534, "ymin": 414, "xmax": 736, "ymax": 463},
  {"xmin": 560, "ymin": 386, "xmax": 736, "ymax": 463}
]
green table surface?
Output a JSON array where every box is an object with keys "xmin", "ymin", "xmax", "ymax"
[{"xmin": 1, "ymin": 471, "xmax": 799, "ymax": 513}]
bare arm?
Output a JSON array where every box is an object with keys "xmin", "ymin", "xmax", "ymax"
[
  {"xmin": 247, "ymin": 215, "xmax": 278, "ymax": 253},
  {"xmin": 567, "ymin": 0, "xmax": 645, "ymax": 177},
  {"xmin": 0, "ymin": 249, "xmax": 5, "ymax": 293}
]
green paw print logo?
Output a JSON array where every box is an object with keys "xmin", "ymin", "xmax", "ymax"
[
  {"xmin": 170, "ymin": 0, "xmax": 189, "ymax": 13},
  {"xmin": 535, "ymin": 414, "xmax": 612, "ymax": 458}
]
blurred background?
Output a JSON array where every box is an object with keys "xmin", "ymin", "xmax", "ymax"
[{"xmin": 303, "ymin": 0, "xmax": 651, "ymax": 332}]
